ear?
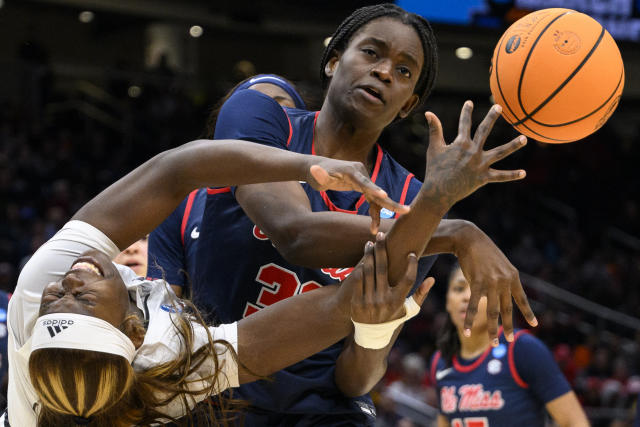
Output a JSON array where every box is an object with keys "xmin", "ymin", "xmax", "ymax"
[
  {"xmin": 397, "ymin": 94, "xmax": 420, "ymax": 119},
  {"xmin": 121, "ymin": 314, "xmax": 146, "ymax": 349},
  {"xmin": 324, "ymin": 55, "xmax": 340, "ymax": 78}
]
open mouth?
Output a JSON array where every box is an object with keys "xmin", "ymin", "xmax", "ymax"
[
  {"xmin": 70, "ymin": 256, "xmax": 104, "ymax": 277},
  {"xmin": 359, "ymin": 86, "xmax": 384, "ymax": 103}
]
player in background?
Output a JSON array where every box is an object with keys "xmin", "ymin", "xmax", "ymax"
[
  {"xmin": 114, "ymin": 236, "xmax": 148, "ymax": 277},
  {"xmin": 147, "ymin": 74, "xmax": 306, "ymax": 298},
  {"xmin": 194, "ymin": 4, "xmax": 535, "ymax": 425},
  {"xmin": 431, "ymin": 265, "xmax": 589, "ymax": 427},
  {"xmin": 6, "ymin": 139, "xmax": 422, "ymax": 426}
]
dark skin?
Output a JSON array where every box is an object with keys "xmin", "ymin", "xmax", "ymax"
[
  {"xmin": 37, "ymin": 139, "xmax": 419, "ymax": 384},
  {"xmin": 234, "ymin": 17, "xmax": 536, "ymax": 396}
]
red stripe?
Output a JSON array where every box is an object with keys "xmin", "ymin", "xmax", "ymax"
[
  {"xmin": 369, "ymin": 144, "xmax": 383, "ymax": 183},
  {"xmin": 311, "ymin": 111, "xmax": 320, "ymax": 155},
  {"xmin": 284, "ymin": 109, "xmax": 293, "ymax": 147},
  {"xmin": 207, "ymin": 187, "xmax": 231, "ymax": 195},
  {"xmin": 508, "ymin": 330, "xmax": 530, "ymax": 388},
  {"xmin": 430, "ymin": 350, "xmax": 441, "ymax": 384},
  {"xmin": 180, "ymin": 190, "xmax": 198, "ymax": 246},
  {"xmin": 399, "ymin": 173, "xmax": 414, "ymax": 205}
]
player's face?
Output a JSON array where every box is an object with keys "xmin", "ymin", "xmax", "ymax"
[
  {"xmin": 113, "ymin": 236, "xmax": 148, "ymax": 277},
  {"xmin": 39, "ymin": 249, "xmax": 132, "ymax": 328},
  {"xmin": 325, "ymin": 17, "xmax": 424, "ymax": 128},
  {"xmin": 446, "ymin": 268, "xmax": 488, "ymax": 331},
  {"xmin": 249, "ymin": 83, "xmax": 297, "ymax": 108}
]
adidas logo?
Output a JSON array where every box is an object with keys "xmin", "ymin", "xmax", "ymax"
[{"xmin": 41, "ymin": 319, "xmax": 74, "ymax": 338}]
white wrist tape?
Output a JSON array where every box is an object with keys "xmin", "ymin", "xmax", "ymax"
[{"xmin": 352, "ymin": 296, "xmax": 421, "ymax": 349}]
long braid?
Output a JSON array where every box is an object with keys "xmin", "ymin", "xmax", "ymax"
[{"xmin": 320, "ymin": 3, "xmax": 438, "ymax": 112}]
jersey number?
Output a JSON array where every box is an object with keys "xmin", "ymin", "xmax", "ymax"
[
  {"xmin": 452, "ymin": 418, "xmax": 489, "ymax": 427},
  {"xmin": 243, "ymin": 263, "xmax": 322, "ymax": 317}
]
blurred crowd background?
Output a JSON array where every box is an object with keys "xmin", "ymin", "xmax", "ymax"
[{"xmin": 1, "ymin": 0, "xmax": 639, "ymax": 425}]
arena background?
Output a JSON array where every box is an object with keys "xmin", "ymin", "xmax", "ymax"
[{"xmin": 0, "ymin": 0, "xmax": 639, "ymax": 425}]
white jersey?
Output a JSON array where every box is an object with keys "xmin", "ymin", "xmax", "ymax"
[{"xmin": 7, "ymin": 220, "xmax": 239, "ymax": 426}]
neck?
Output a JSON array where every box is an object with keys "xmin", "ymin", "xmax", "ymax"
[
  {"xmin": 456, "ymin": 325, "xmax": 492, "ymax": 360},
  {"xmin": 314, "ymin": 101, "xmax": 383, "ymax": 172}
]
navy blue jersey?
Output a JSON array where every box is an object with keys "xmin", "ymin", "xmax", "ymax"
[
  {"xmin": 431, "ymin": 329, "xmax": 571, "ymax": 427},
  {"xmin": 194, "ymin": 89, "xmax": 439, "ymax": 425},
  {"xmin": 147, "ymin": 188, "xmax": 207, "ymax": 294}
]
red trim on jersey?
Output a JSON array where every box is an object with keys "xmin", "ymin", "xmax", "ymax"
[
  {"xmin": 180, "ymin": 190, "xmax": 198, "ymax": 246},
  {"xmin": 207, "ymin": 187, "xmax": 231, "ymax": 195},
  {"xmin": 508, "ymin": 330, "xmax": 530, "ymax": 389},
  {"xmin": 284, "ymin": 108, "xmax": 293, "ymax": 146},
  {"xmin": 311, "ymin": 111, "xmax": 320, "ymax": 155},
  {"xmin": 452, "ymin": 326, "xmax": 504, "ymax": 373},
  {"xmin": 430, "ymin": 350, "xmax": 441, "ymax": 384},
  {"xmin": 399, "ymin": 173, "xmax": 414, "ymax": 205}
]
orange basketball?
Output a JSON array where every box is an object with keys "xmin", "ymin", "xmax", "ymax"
[{"xmin": 489, "ymin": 8, "xmax": 624, "ymax": 143}]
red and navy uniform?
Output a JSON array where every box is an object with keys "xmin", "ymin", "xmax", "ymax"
[
  {"xmin": 193, "ymin": 89, "xmax": 440, "ymax": 425},
  {"xmin": 431, "ymin": 329, "xmax": 571, "ymax": 427},
  {"xmin": 147, "ymin": 188, "xmax": 206, "ymax": 295}
]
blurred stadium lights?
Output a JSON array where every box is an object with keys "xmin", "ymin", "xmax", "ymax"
[
  {"xmin": 127, "ymin": 85, "xmax": 142, "ymax": 98},
  {"xmin": 78, "ymin": 10, "xmax": 94, "ymax": 23},
  {"xmin": 0, "ymin": 0, "xmax": 4, "ymax": 9},
  {"xmin": 455, "ymin": 46, "xmax": 473, "ymax": 59},
  {"xmin": 189, "ymin": 25, "xmax": 203, "ymax": 38}
]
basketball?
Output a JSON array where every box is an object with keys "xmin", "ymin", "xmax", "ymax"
[{"xmin": 489, "ymin": 8, "xmax": 624, "ymax": 143}]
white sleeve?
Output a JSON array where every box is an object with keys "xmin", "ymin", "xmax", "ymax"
[{"xmin": 7, "ymin": 220, "xmax": 119, "ymax": 427}]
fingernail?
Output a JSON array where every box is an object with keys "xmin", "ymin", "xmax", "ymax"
[
  {"xmin": 376, "ymin": 231, "xmax": 384, "ymax": 240},
  {"xmin": 408, "ymin": 252, "xmax": 416, "ymax": 259},
  {"xmin": 464, "ymin": 329, "xmax": 471, "ymax": 337},
  {"xmin": 366, "ymin": 241, "xmax": 374, "ymax": 249},
  {"xmin": 493, "ymin": 338, "xmax": 499, "ymax": 347},
  {"xmin": 531, "ymin": 317, "xmax": 538, "ymax": 327},
  {"xmin": 519, "ymin": 136, "xmax": 527, "ymax": 144},
  {"xmin": 494, "ymin": 104, "xmax": 502, "ymax": 113},
  {"xmin": 518, "ymin": 170, "xmax": 526, "ymax": 178},
  {"xmin": 507, "ymin": 332, "xmax": 514, "ymax": 342}
]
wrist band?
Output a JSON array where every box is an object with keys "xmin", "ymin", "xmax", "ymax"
[{"xmin": 352, "ymin": 296, "xmax": 421, "ymax": 349}]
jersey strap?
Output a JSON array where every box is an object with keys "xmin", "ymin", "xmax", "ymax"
[
  {"xmin": 508, "ymin": 329, "xmax": 530, "ymax": 388},
  {"xmin": 180, "ymin": 189, "xmax": 199, "ymax": 246}
]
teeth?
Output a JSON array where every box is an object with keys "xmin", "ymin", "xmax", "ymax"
[{"xmin": 71, "ymin": 262, "xmax": 102, "ymax": 276}]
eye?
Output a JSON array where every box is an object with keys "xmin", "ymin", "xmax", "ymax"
[
  {"xmin": 362, "ymin": 48, "xmax": 377, "ymax": 57},
  {"xmin": 398, "ymin": 66, "xmax": 411, "ymax": 78}
]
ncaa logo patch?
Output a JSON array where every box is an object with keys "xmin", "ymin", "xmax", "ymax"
[
  {"xmin": 380, "ymin": 208, "xmax": 395, "ymax": 219},
  {"xmin": 487, "ymin": 359, "xmax": 502, "ymax": 375},
  {"xmin": 505, "ymin": 34, "xmax": 521, "ymax": 54},
  {"xmin": 492, "ymin": 343, "xmax": 507, "ymax": 358}
]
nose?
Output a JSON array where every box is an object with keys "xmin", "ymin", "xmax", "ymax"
[
  {"xmin": 61, "ymin": 273, "xmax": 86, "ymax": 293},
  {"xmin": 124, "ymin": 245, "xmax": 138, "ymax": 255},
  {"xmin": 371, "ymin": 59, "xmax": 392, "ymax": 83}
]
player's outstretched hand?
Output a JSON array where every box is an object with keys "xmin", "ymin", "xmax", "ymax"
[
  {"xmin": 423, "ymin": 101, "xmax": 527, "ymax": 205},
  {"xmin": 350, "ymin": 232, "xmax": 434, "ymax": 325},
  {"xmin": 457, "ymin": 224, "xmax": 538, "ymax": 346},
  {"xmin": 308, "ymin": 160, "xmax": 410, "ymax": 234}
]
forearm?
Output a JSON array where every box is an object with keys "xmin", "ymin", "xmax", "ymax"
[
  {"xmin": 74, "ymin": 139, "xmax": 316, "ymax": 249},
  {"xmin": 335, "ymin": 327, "xmax": 403, "ymax": 397},
  {"xmin": 236, "ymin": 284, "xmax": 351, "ymax": 383}
]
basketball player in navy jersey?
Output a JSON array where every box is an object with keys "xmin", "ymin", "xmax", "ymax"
[
  {"xmin": 147, "ymin": 74, "xmax": 306, "ymax": 298},
  {"xmin": 193, "ymin": 4, "xmax": 535, "ymax": 424},
  {"xmin": 431, "ymin": 266, "xmax": 589, "ymax": 427}
]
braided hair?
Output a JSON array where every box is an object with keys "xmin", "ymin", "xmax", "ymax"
[{"xmin": 320, "ymin": 3, "xmax": 438, "ymax": 113}]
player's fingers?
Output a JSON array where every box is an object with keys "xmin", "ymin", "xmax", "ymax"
[
  {"xmin": 411, "ymin": 276, "xmax": 435, "ymax": 306},
  {"xmin": 363, "ymin": 241, "xmax": 375, "ymax": 303},
  {"xmin": 485, "ymin": 135, "xmax": 527, "ymax": 164},
  {"xmin": 355, "ymin": 241, "xmax": 374, "ymax": 303},
  {"xmin": 473, "ymin": 104, "xmax": 502, "ymax": 148},
  {"xmin": 374, "ymin": 232, "xmax": 388, "ymax": 293},
  {"xmin": 512, "ymin": 280, "xmax": 538, "ymax": 327},
  {"xmin": 396, "ymin": 252, "xmax": 418, "ymax": 293},
  {"xmin": 457, "ymin": 100, "xmax": 474, "ymax": 140},
  {"xmin": 463, "ymin": 288, "xmax": 482, "ymax": 336},
  {"xmin": 369, "ymin": 205, "xmax": 381, "ymax": 235},
  {"xmin": 486, "ymin": 285, "xmax": 500, "ymax": 347},
  {"xmin": 487, "ymin": 168, "xmax": 526, "ymax": 183},
  {"xmin": 425, "ymin": 111, "xmax": 445, "ymax": 148},
  {"xmin": 500, "ymin": 291, "xmax": 515, "ymax": 342}
]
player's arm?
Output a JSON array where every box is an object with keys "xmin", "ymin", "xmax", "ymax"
[
  {"xmin": 235, "ymin": 235, "xmax": 433, "ymax": 383},
  {"xmin": 72, "ymin": 139, "xmax": 404, "ymax": 250},
  {"xmin": 545, "ymin": 391, "xmax": 590, "ymax": 427},
  {"xmin": 437, "ymin": 415, "xmax": 451, "ymax": 427}
]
